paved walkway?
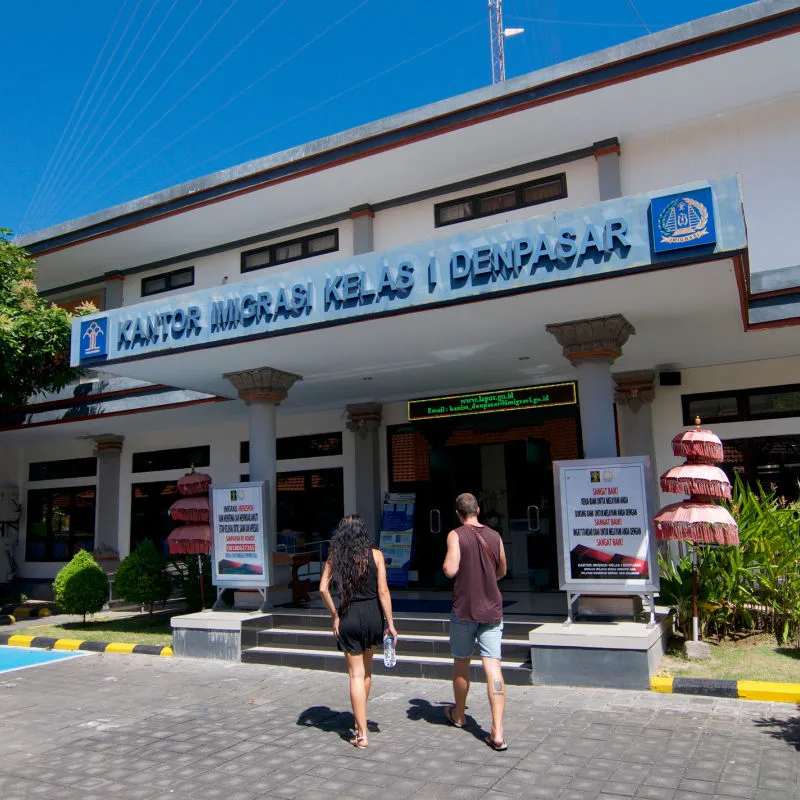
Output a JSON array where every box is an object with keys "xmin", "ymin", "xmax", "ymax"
[{"xmin": 0, "ymin": 654, "xmax": 798, "ymax": 800}]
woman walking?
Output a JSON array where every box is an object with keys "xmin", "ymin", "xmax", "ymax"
[{"xmin": 319, "ymin": 514, "xmax": 397, "ymax": 748}]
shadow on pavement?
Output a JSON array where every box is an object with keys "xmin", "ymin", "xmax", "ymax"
[
  {"xmin": 753, "ymin": 708, "xmax": 800, "ymax": 751},
  {"xmin": 406, "ymin": 697, "xmax": 490, "ymax": 744},
  {"xmin": 296, "ymin": 705, "xmax": 380, "ymax": 742}
]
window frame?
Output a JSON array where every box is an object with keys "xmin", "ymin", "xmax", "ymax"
[
  {"xmin": 681, "ymin": 383, "xmax": 800, "ymax": 426},
  {"xmin": 141, "ymin": 266, "xmax": 195, "ymax": 297},
  {"xmin": 241, "ymin": 229, "xmax": 339, "ymax": 274},
  {"xmin": 434, "ymin": 173, "xmax": 567, "ymax": 228},
  {"xmin": 132, "ymin": 445, "xmax": 210, "ymax": 474}
]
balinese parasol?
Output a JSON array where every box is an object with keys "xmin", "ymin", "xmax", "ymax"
[
  {"xmin": 168, "ymin": 467, "xmax": 213, "ymax": 607},
  {"xmin": 168, "ymin": 497, "xmax": 210, "ymax": 523},
  {"xmin": 655, "ymin": 417, "xmax": 738, "ymax": 646},
  {"xmin": 177, "ymin": 468, "xmax": 212, "ymax": 496}
]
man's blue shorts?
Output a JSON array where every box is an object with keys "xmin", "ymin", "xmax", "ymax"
[{"xmin": 449, "ymin": 610, "xmax": 503, "ymax": 660}]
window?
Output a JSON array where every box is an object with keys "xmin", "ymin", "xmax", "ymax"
[
  {"xmin": 719, "ymin": 435, "xmax": 800, "ymax": 502},
  {"xmin": 241, "ymin": 230, "xmax": 339, "ymax": 273},
  {"xmin": 26, "ymin": 486, "xmax": 96, "ymax": 562},
  {"xmin": 130, "ymin": 481, "xmax": 179, "ymax": 554},
  {"xmin": 29, "ymin": 457, "xmax": 97, "ymax": 482},
  {"xmin": 132, "ymin": 445, "xmax": 210, "ymax": 473},
  {"xmin": 240, "ymin": 433, "xmax": 343, "ymax": 463},
  {"xmin": 682, "ymin": 383, "xmax": 800, "ymax": 425},
  {"xmin": 434, "ymin": 173, "xmax": 567, "ymax": 227},
  {"xmin": 141, "ymin": 267, "xmax": 195, "ymax": 297}
]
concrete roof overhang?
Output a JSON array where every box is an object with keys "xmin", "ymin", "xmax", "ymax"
[
  {"xmin": 19, "ymin": 0, "xmax": 800, "ymax": 292},
  {"xmin": 74, "ymin": 257, "xmax": 800, "ymax": 412}
]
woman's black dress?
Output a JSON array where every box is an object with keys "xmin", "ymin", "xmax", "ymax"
[{"xmin": 337, "ymin": 549, "xmax": 384, "ymax": 654}]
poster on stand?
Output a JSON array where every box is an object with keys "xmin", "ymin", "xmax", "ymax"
[
  {"xmin": 379, "ymin": 492, "xmax": 415, "ymax": 587},
  {"xmin": 210, "ymin": 482, "xmax": 271, "ymax": 589},
  {"xmin": 554, "ymin": 457, "xmax": 658, "ymax": 593}
]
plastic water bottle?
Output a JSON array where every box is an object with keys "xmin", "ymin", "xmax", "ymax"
[{"xmin": 383, "ymin": 633, "xmax": 396, "ymax": 668}]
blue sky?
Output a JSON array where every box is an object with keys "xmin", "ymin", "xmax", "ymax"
[{"xmin": 2, "ymin": 0, "xmax": 747, "ymax": 236}]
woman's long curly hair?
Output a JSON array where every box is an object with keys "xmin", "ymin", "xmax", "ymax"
[{"xmin": 328, "ymin": 514, "xmax": 372, "ymax": 616}]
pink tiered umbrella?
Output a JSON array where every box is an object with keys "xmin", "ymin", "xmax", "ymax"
[
  {"xmin": 655, "ymin": 418, "xmax": 738, "ymax": 642},
  {"xmin": 168, "ymin": 467, "xmax": 213, "ymax": 608}
]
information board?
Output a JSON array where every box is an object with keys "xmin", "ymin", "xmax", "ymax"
[
  {"xmin": 554, "ymin": 457, "xmax": 658, "ymax": 593},
  {"xmin": 408, "ymin": 381, "xmax": 576, "ymax": 421},
  {"xmin": 378, "ymin": 493, "xmax": 415, "ymax": 588},
  {"xmin": 210, "ymin": 481, "xmax": 271, "ymax": 589}
]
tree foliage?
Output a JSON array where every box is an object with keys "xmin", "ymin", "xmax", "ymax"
[
  {"xmin": 114, "ymin": 541, "xmax": 171, "ymax": 615},
  {"xmin": 52, "ymin": 550, "xmax": 109, "ymax": 623},
  {"xmin": 0, "ymin": 229, "xmax": 94, "ymax": 406}
]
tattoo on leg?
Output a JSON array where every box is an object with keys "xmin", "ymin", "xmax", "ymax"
[{"xmin": 493, "ymin": 679, "xmax": 504, "ymax": 696}]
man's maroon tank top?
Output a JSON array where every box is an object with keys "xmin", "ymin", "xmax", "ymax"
[{"xmin": 451, "ymin": 524, "xmax": 503, "ymax": 623}]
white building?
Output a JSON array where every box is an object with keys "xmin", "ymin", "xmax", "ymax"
[{"xmin": 3, "ymin": 0, "xmax": 799, "ymax": 601}]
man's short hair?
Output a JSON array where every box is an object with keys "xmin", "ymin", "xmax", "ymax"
[{"xmin": 455, "ymin": 492, "xmax": 479, "ymax": 518}]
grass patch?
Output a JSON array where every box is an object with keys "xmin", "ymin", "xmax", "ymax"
[
  {"xmin": 22, "ymin": 611, "xmax": 174, "ymax": 647},
  {"xmin": 657, "ymin": 634, "xmax": 800, "ymax": 683}
]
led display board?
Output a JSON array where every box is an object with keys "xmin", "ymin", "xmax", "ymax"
[{"xmin": 407, "ymin": 381, "xmax": 577, "ymax": 421}]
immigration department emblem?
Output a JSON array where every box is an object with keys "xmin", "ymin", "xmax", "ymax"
[{"xmin": 649, "ymin": 187, "xmax": 716, "ymax": 253}]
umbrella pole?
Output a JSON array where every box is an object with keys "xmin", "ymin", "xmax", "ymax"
[
  {"xmin": 198, "ymin": 554, "xmax": 205, "ymax": 609},
  {"xmin": 691, "ymin": 546, "xmax": 699, "ymax": 642}
]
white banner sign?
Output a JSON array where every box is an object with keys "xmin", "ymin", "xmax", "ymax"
[
  {"xmin": 554, "ymin": 457, "xmax": 658, "ymax": 593},
  {"xmin": 210, "ymin": 482, "xmax": 270, "ymax": 588}
]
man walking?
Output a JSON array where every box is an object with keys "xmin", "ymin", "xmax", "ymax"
[{"xmin": 442, "ymin": 492, "xmax": 508, "ymax": 750}]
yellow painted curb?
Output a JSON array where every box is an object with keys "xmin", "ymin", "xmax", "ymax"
[
  {"xmin": 53, "ymin": 638, "xmax": 85, "ymax": 651},
  {"xmin": 104, "ymin": 642, "xmax": 137, "ymax": 654},
  {"xmin": 7, "ymin": 634, "xmax": 35, "ymax": 647},
  {"xmin": 160, "ymin": 646, "xmax": 174, "ymax": 657},
  {"xmin": 651, "ymin": 676, "xmax": 674, "ymax": 693},
  {"xmin": 737, "ymin": 680, "xmax": 800, "ymax": 704}
]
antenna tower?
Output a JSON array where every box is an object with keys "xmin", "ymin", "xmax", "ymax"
[{"xmin": 488, "ymin": 0, "xmax": 505, "ymax": 83}]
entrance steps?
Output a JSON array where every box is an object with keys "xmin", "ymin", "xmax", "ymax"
[{"xmin": 241, "ymin": 610, "xmax": 539, "ymax": 685}]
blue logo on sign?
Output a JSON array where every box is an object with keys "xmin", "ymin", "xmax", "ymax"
[
  {"xmin": 649, "ymin": 187, "xmax": 716, "ymax": 253},
  {"xmin": 79, "ymin": 317, "xmax": 108, "ymax": 359}
]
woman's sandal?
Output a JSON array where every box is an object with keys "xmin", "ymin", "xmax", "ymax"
[
  {"xmin": 485, "ymin": 735, "xmax": 508, "ymax": 751},
  {"xmin": 349, "ymin": 730, "xmax": 368, "ymax": 748},
  {"xmin": 444, "ymin": 705, "xmax": 465, "ymax": 729}
]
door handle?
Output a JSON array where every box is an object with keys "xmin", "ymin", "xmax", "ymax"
[
  {"xmin": 527, "ymin": 505, "xmax": 540, "ymax": 532},
  {"xmin": 430, "ymin": 508, "xmax": 441, "ymax": 534}
]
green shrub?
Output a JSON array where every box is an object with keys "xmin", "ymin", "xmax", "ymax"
[
  {"xmin": 52, "ymin": 550, "xmax": 108, "ymax": 622},
  {"xmin": 114, "ymin": 541, "xmax": 171, "ymax": 615}
]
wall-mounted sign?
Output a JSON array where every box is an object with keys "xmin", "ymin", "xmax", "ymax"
[
  {"xmin": 649, "ymin": 186, "xmax": 717, "ymax": 253},
  {"xmin": 378, "ymin": 492, "xmax": 416, "ymax": 588},
  {"xmin": 408, "ymin": 381, "xmax": 577, "ymax": 421},
  {"xmin": 554, "ymin": 457, "xmax": 658, "ymax": 593},
  {"xmin": 210, "ymin": 481, "xmax": 271, "ymax": 589},
  {"xmin": 71, "ymin": 175, "xmax": 746, "ymax": 367}
]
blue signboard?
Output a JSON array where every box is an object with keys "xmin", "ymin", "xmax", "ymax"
[
  {"xmin": 79, "ymin": 317, "xmax": 108, "ymax": 360},
  {"xmin": 649, "ymin": 187, "xmax": 716, "ymax": 253},
  {"xmin": 71, "ymin": 175, "xmax": 746, "ymax": 367}
]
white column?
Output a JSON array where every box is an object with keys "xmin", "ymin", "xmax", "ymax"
[
  {"xmin": 346, "ymin": 403, "xmax": 382, "ymax": 541},
  {"xmin": 93, "ymin": 435, "xmax": 124, "ymax": 555},
  {"xmin": 223, "ymin": 367, "xmax": 302, "ymax": 562},
  {"xmin": 546, "ymin": 315, "xmax": 635, "ymax": 459}
]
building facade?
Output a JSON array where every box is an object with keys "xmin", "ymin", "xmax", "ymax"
[{"xmin": 2, "ymin": 0, "xmax": 799, "ymax": 598}]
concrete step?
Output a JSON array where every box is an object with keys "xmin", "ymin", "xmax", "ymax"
[
  {"xmin": 255, "ymin": 627, "xmax": 532, "ymax": 661},
  {"xmin": 241, "ymin": 645, "xmax": 533, "ymax": 685},
  {"xmin": 244, "ymin": 611, "xmax": 540, "ymax": 639}
]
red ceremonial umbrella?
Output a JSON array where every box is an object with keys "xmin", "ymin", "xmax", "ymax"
[
  {"xmin": 167, "ymin": 467, "xmax": 213, "ymax": 608},
  {"xmin": 655, "ymin": 418, "xmax": 738, "ymax": 642}
]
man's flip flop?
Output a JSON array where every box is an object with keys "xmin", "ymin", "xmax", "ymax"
[
  {"xmin": 485, "ymin": 735, "xmax": 508, "ymax": 751},
  {"xmin": 444, "ymin": 706, "xmax": 464, "ymax": 728}
]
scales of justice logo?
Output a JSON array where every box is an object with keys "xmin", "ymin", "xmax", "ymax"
[{"xmin": 657, "ymin": 195, "xmax": 710, "ymax": 245}]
